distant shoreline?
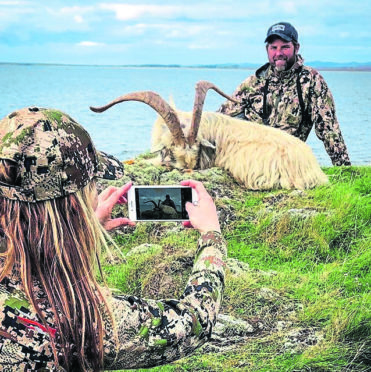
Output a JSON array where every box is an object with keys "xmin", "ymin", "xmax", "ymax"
[{"xmin": 1, "ymin": 61, "xmax": 370, "ymax": 72}]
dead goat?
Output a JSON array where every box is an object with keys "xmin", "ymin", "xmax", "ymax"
[
  {"xmin": 90, "ymin": 81, "xmax": 328, "ymax": 190},
  {"xmin": 141, "ymin": 200, "xmax": 178, "ymax": 220}
]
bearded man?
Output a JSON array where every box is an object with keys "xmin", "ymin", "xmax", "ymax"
[{"xmin": 218, "ymin": 22, "xmax": 351, "ymax": 166}]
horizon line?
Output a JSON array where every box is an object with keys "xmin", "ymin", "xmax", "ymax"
[{"xmin": 1, "ymin": 61, "xmax": 371, "ymax": 71}]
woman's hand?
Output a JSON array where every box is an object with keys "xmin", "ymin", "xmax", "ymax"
[
  {"xmin": 95, "ymin": 181, "xmax": 136, "ymax": 231},
  {"xmin": 181, "ymin": 180, "xmax": 220, "ymax": 234}
]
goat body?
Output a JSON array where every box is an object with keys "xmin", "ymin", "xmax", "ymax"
[
  {"xmin": 91, "ymin": 81, "xmax": 328, "ymax": 190},
  {"xmin": 151, "ymin": 110, "xmax": 328, "ymax": 190},
  {"xmin": 141, "ymin": 200, "xmax": 178, "ymax": 219}
]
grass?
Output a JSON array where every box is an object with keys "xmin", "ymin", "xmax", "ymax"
[{"xmin": 101, "ymin": 162, "xmax": 371, "ymax": 371}]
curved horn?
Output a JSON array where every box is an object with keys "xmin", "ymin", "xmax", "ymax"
[
  {"xmin": 144, "ymin": 200, "xmax": 158, "ymax": 208},
  {"xmin": 90, "ymin": 92, "xmax": 186, "ymax": 147},
  {"xmin": 188, "ymin": 81, "xmax": 240, "ymax": 146}
]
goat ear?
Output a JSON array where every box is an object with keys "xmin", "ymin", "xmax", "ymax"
[
  {"xmin": 168, "ymin": 96, "xmax": 177, "ymax": 109},
  {"xmin": 200, "ymin": 139, "xmax": 216, "ymax": 149}
]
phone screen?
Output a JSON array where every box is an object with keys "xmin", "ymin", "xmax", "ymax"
[{"xmin": 134, "ymin": 186, "xmax": 193, "ymax": 221}]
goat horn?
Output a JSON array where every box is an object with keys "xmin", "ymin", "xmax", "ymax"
[
  {"xmin": 90, "ymin": 92, "xmax": 186, "ymax": 147},
  {"xmin": 188, "ymin": 81, "xmax": 240, "ymax": 146},
  {"xmin": 144, "ymin": 200, "xmax": 158, "ymax": 207}
]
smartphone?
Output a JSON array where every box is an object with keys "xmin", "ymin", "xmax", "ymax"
[{"xmin": 127, "ymin": 185, "xmax": 198, "ymax": 221}]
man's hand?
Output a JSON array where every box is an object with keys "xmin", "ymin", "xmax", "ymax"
[{"xmin": 95, "ymin": 181, "xmax": 136, "ymax": 231}]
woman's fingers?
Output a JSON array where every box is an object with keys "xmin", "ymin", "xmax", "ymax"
[
  {"xmin": 104, "ymin": 217, "xmax": 135, "ymax": 231},
  {"xmin": 100, "ymin": 182, "xmax": 132, "ymax": 207},
  {"xmin": 96, "ymin": 182, "xmax": 133, "ymax": 228},
  {"xmin": 180, "ymin": 180, "xmax": 220, "ymax": 234},
  {"xmin": 98, "ymin": 185, "xmax": 117, "ymax": 202}
]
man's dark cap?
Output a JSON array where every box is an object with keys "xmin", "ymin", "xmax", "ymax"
[{"xmin": 265, "ymin": 22, "xmax": 298, "ymax": 43}]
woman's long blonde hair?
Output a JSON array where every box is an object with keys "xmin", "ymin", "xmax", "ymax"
[{"xmin": 0, "ymin": 159, "xmax": 111, "ymax": 371}]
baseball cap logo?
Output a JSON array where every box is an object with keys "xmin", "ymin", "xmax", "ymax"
[
  {"xmin": 265, "ymin": 22, "xmax": 298, "ymax": 43},
  {"xmin": 272, "ymin": 24, "xmax": 285, "ymax": 32}
]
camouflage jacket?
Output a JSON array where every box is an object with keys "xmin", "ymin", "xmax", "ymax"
[
  {"xmin": 218, "ymin": 55, "xmax": 351, "ymax": 166},
  {"xmin": 0, "ymin": 231, "xmax": 226, "ymax": 371}
]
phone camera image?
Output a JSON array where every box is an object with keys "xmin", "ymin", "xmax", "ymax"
[{"xmin": 135, "ymin": 187, "xmax": 192, "ymax": 221}]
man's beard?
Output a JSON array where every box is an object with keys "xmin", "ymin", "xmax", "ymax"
[{"xmin": 272, "ymin": 55, "xmax": 296, "ymax": 72}]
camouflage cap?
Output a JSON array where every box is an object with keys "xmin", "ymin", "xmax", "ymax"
[{"xmin": 0, "ymin": 107, "xmax": 124, "ymax": 202}]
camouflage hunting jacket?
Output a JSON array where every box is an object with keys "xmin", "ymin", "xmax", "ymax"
[
  {"xmin": 0, "ymin": 231, "xmax": 227, "ymax": 371},
  {"xmin": 218, "ymin": 55, "xmax": 351, "ymax": 166}
]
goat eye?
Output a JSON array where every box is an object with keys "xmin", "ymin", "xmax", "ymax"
[
  {"xmin": 161, "ymin": 149, "xmax": 168, "ymax": 162},
  {"xmin": 161, "ymin": 149, "xmax": 174, "ymax": 163}
]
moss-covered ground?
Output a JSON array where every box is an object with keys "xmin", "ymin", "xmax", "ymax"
[{"xmin": 101, "ymin": 158, "xmax": 370, "ymax": 372}]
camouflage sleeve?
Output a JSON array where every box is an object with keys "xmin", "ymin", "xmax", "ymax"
[
  {"xmin": 217, "ymin": 77, "xmax": 254, "ymax": 118},
  {"xmin": 310, "ymin": 72, "xmax": 351, "ymax": 166},
  {"xmin": 103, "ymin": 231, "xmax": 227, "ymax": 370}
]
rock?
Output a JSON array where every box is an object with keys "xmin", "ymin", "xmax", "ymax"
[
  {"xmin": 126, "ymin": 244, "xmax": 163, "ymax": 257},
  {"xmin": 214, "ymin": 314, "xmax": 260, "ymax": 336},
  {"xmin": 276, "ymin": 320, "xmax": 293, "ymax": 331},
  {"xmin": 287, "ymin": 208, "xmax": 318, "ymax": 219},
  {"xmin": 201, "ymin": 314, "xmax": 264, "ymax": 353},
  {"xmin": 217, "ymin": 205, "xmax": 238, "ymax": 227},
  {"xmin": 227, "ymin": 258, "xmax": 250, "ymax": 275},
  {"xmin": 263, "ymin": 192, "xmax": 288, "ymax": 206},
  {"xmin": 258, "ymin": 269, "xmax": 278, "ymax": 277},
  {"xmin": 289, "ymin": 190, "xmax": 307, "ymax": 198},
  {"xmin": 282, "ymin": 327, "xmax": 323, "ymax": 353},
  {"xmin": 258, "ymin": 287, "xmax": 280, "ymax": 300}
]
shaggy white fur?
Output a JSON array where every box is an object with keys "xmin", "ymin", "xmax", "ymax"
[{"xmin": 151, "ymin": 110, "xmax": 328, "ymax": 190}]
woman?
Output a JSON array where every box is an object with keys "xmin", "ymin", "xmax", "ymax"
[{"xmin": 0, "ymin": 107, "xmax": 227, "ymax": 371}]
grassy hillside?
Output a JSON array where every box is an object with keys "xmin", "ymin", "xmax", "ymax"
[{"xmin": 101, "ymin": 159, "xmax": 370, "ymax": 372}]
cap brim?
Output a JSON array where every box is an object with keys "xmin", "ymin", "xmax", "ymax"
[
  {"xmin": 96, "ymin": 150, "xmax": 124, "ymax": 180},
  {"xmin": 265, "ymin": 33, "xmax": 293, "ymax": 43}
]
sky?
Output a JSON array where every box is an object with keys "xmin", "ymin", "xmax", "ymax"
[{"xmin": 0, "ymin": 0, "xmax": 370, "ymax": 66}]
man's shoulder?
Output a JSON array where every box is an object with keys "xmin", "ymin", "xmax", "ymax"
[
  {"xmin": 300, "ymin": 64, "xmax": 324, "ymax": 80},
  {"xmin": 255, "ymin": 62, "xmax": 270, "ymax": 79},
  {"xmin": 242, "ymin": 74, "xmax": 259, "ymax": 86},
  {"xmin": 238, "ymin": 66, "xmax": 268, "ymax": 91}
]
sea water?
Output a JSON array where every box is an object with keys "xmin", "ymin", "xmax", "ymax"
[{"xmin": 0, "ymin": 64, "xmax": 370, "ymax": 166}]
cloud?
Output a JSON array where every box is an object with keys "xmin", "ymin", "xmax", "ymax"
[
  {"xmin": 74, "ymin": 15, "xmax": 84, "ymax": 23},
  {"xmin": 99, "ymin": 3, "xmax": 180, "ymax": 20},
  {"xmin": 279, "ymin": 0, "xmax": 298, "ymax": 14},
  {"xmin": 59, "ymin": 5, "xmax": 95, "ymax": 15},
  {"xmin": 78, "ymin": 41, "xmax": 104, "ymax": 47},
  {"xmin": 121, "ymin": 23, "xmax": 152, "ymax": 35},
  {"xmin": 98, "ymin": 2, "xmax": 279, "ymax": 22},
  {"xmin": 0, "ymin": 1, "xmax": 28, "ymax": 4},
  {"xmin": 0, "ymin": 0, "xmax": 369, "ymax": 65},
  {"xmin": 187, "ymin": 42, "xmax": 214, "ymax": 50},
  {"xmin": 122, "ymin": 22, "xmax": 213, "ymax": 38},
  {"xmin": 0, "ymin": 2, "xmax": 34, "ymax": 32}
]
